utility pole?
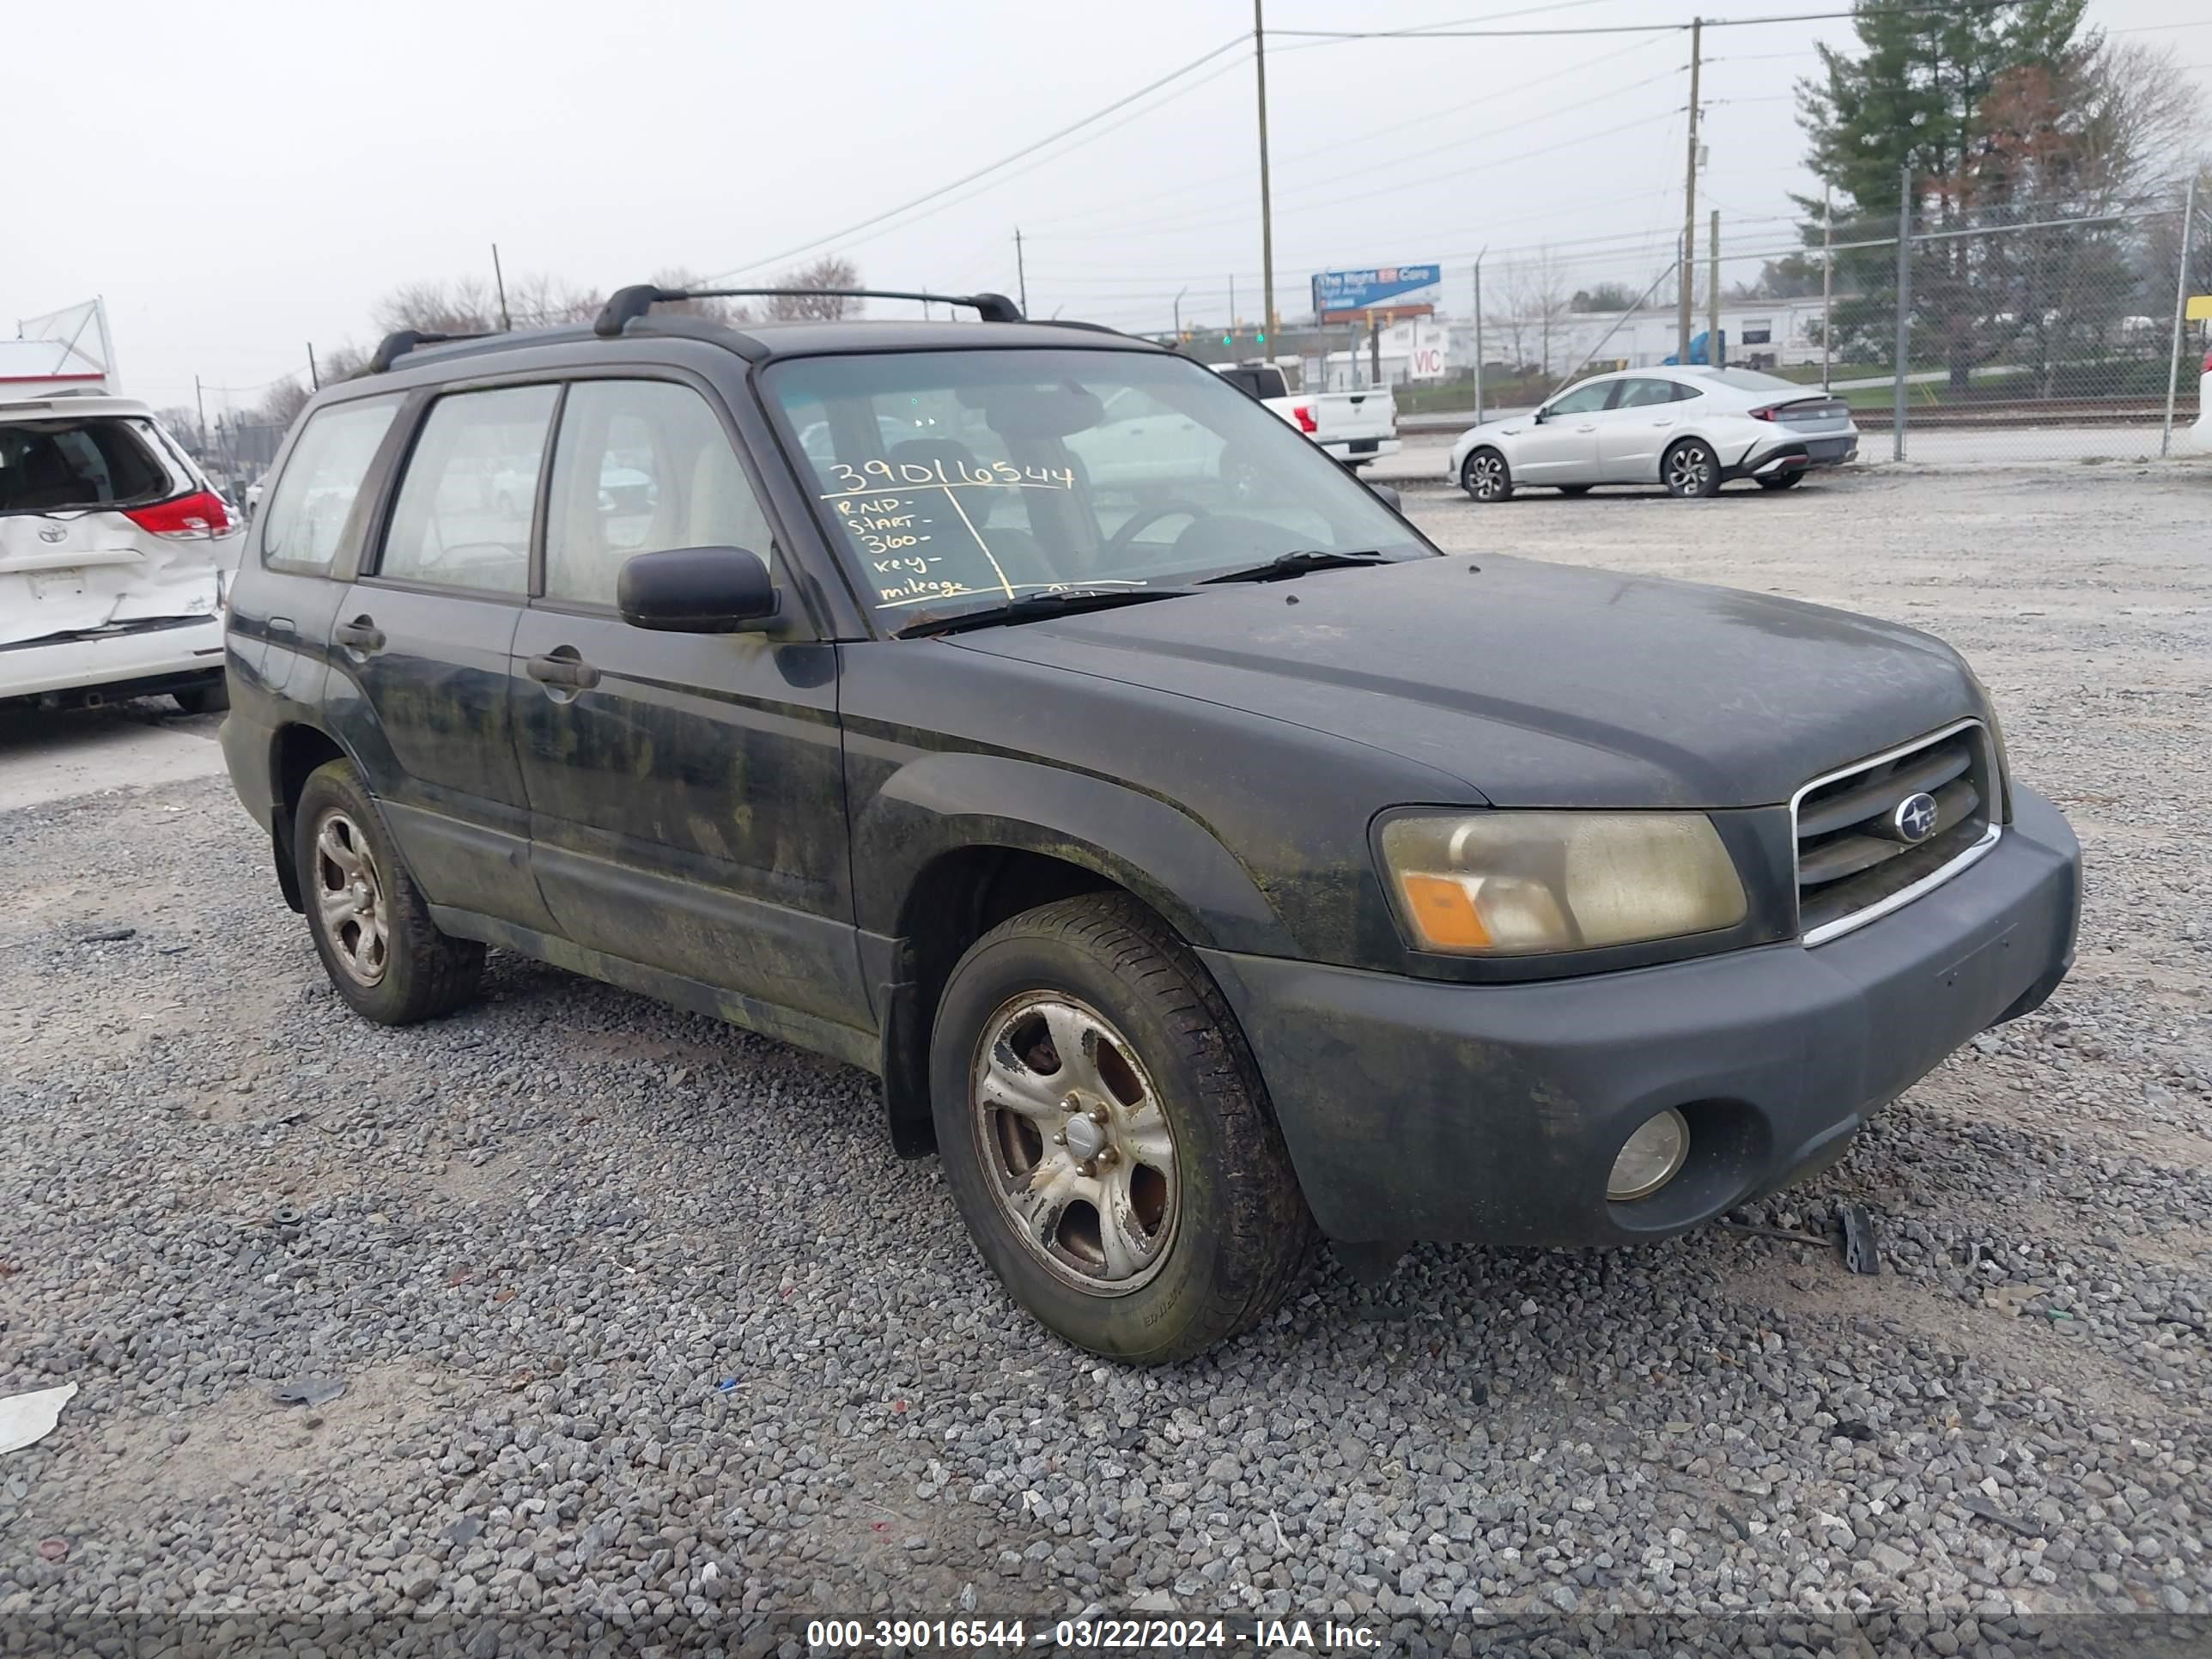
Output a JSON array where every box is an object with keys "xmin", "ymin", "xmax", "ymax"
[
  {"xmin": 1473, "ymin": 250, "xmax": 1486, "ymax": 424},
  {"xmin": 1014, "ymin": 227, "xmax": 1030, "ymax": 317},
  {"xmin": 1709, "ymin": 209, "xmax": 1721, "ymax": 366},
  {"xmin": 491, "ymin": 243, "xmax": 513, "ymax": 331},
  {"xmin": 1254, "ymin": 0, "xmax": 1278, "ymax": 342},
  {"xmin": 1229, "ymin": 274, "xmax": 1238, "ymax": 337},
  {"xmin": 1894, "ymin": 162, "xmax": 1911, "ymax": 464},
  {"xmin": 1677, "ymin": 16, "xmax": 1702, "ymax": 364},
  {"xmin": 1820, "ymin": 186, "xmax": 1833, "ymax": 391},
  {"xmin": 2162, "ymin": 173, "xmax": 2198, "ymax": 458},
  {"xmin": 193, "ymin": 375, "xmax": 208, "ymax": 456},
  {"xmin": 1174, "ymin": 286, "xmax": 1188, "ymax": 341},
  {"xmin": 307, "ymin": 342, "xmax": 320, "ymax": 392}
]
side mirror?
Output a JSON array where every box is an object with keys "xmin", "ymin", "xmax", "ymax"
[
  {"xmin": 617, "ymin": 545, "xmax": 780, "ymax": 633},
  {"xmin": 1368, "ymin": 482, "xmax": 1402, "ymax": 511},
  {"xmin": 1532, "ymin": 407, "xmax": 1549, "ymax": 424}
]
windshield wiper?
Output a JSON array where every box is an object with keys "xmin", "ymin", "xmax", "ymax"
[
  {"xmin": 896, "ymin": 587, "xmax": 1189, "ymax": 639},
  {"xmin": 1199, "ymin": 549, "xmax": 1389, "ymax": 584}
]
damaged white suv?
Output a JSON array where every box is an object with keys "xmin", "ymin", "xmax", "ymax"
[{"xmin": 1, "ymin": 393, "xmax": 244, "ymax": 714}]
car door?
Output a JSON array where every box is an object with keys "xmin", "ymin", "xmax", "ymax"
[
  {"xmin": 323, "ymin": 382, "xmax": 558, "ymax": 933},
  {"xmin": 1510, "ymin": 379, "xmax": 1615, "ymax": 483},
  {"xmin": 508, "ymin": 375, "xmax": 868, "ymax": 1036},
  {"xmin": 1596, "ymin": 377, "xmax": 1687, "ymax": 482}
]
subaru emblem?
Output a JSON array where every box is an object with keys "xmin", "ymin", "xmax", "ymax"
[{"xmin": 1893, "ymin": 791, "xmax": 1939, "ymax": 843}]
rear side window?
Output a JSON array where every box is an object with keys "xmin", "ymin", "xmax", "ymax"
[
  {"xmin": 259, "ymin": 395, "xmax": 403, "ymax": 572},
  {"xmin": 543, "ymin": 380, "xmax": 774, "ymax": 606},
  {"xmin": 377, "ymin": 386, "xmax": 558, "ymax": 595},
  {"xmin": 1218, "ymin": 368, "xmax": 1288, "ymax": 401},
  {"xmin": 0, "ymin": 416, "xmax": 178, "ymax": 514}
]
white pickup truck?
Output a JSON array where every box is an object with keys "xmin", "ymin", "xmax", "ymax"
[{"xmin": 1212, "ymin": 360, "xmax": 1400, "ymax": 469}]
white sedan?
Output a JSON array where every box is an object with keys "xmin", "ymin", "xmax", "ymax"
[{"xmin": 1448, "ymin": 366, "xmax": 1859, "ymax": 501}]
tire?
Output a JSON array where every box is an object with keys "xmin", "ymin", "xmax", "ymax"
[
  {"xmin": 293, "ymin": 759, "xmax": 484, "ymax": 1025},
  {"xmin": 1557, "ymin": 484, "xmax": 1593, "ymax": 496},
  {"xmin": 173, "ymin": 679, "xmax": 229, "ymax": 716},
  {"xmin": 1757, "ymin": 471, "xmax": 1805, "ymax": 490},
  {"xmin": 1460, "ymin": 447, "xmax": 1513, "ymax": 503},
  {"xmin": 1662, "ymin": 438, "xmax": 1723, "ymax": 498},
  {"xmin": 929, "ymin": 893, "xmax": 1315, "ymax": 1364}
]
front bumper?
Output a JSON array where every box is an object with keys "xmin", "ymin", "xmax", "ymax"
[
  {"xmin": 1198, "ymin": 787, "xmax": 2080, "ymax": 1246},
  {"xmin": 0, "ymin": 615, "xmax": 227, "ymax": 703}
]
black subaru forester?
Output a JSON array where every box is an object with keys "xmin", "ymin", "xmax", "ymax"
[{"xmin": 221, "ymin": 284, "xmax": 2080, "ymax": 1362}]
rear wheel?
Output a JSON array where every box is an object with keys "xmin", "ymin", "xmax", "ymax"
[
  {"xmin": 1662, "ymin": 438, "xmax": 1722, "ymax": 498},
  {"xmin": 294, "ymin": 760, "xmax": 483, "ymax": 1024},
  {"xmin": 1756, "ymin": 471, "xmax": 1805, "ymax": 490},
  {"xmin": 1460, "ymin": 447, "xmax": 1513, "ymax": 503},
  {"xmin": 930, "ymin": 893, "xmax": 1314, "ymax": 1363}
]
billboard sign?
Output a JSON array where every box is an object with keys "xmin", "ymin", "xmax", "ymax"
[{"xmin": 1310, "ymin": 264, "xmax": 1442, "ymax": 319}]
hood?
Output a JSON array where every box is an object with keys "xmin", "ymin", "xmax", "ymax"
[{"xmin": 946, "ymin": 556, "xmax": 1981, "ymax": 808}]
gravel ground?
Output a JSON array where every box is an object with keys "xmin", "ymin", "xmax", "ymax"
[{"xmin": 2, "ymin": 464, "xmax": 2208, "ymax": 1656}]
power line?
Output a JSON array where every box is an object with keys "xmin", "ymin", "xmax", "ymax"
[
  {"xmin": 787, "ymin": 50, "xmax": 1256, "ymax": 268},
  {"xmin": 701, "ymin": 35, "xmax": 1249, "ymax": 283},
  {"xmin": 1273, "ymin": 0, "xmax": 2023, "ymax": 40},
  {"xmin": 1017, "ymin": 30, "xmax": 1657, "ymax": 235}
]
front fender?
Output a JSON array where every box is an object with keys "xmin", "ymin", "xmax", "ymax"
[{"xmin": 850, "ymin": 751, "xmax": 1295, "ymax": 957}]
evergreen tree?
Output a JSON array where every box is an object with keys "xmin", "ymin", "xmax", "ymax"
[{"xmin": 1795, "ymin": 0, "xmax": 2095, "ymax": 386}]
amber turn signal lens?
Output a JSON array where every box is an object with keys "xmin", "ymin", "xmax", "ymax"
[{"xmin": 1398, "ymin": 872, "xmax": 1492, "ymax": 949}]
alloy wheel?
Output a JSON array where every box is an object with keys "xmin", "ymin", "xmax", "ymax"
[
  {"xmin": 970, "ymin": 992, "xmax": 1179, "ymax": 1295},
  {"xmin": 312, "ymin": 810, "xmax": 390, "ymax": 987}
]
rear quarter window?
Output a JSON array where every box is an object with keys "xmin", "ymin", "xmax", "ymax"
[
  {"xmin": 0, "ymin": 416, "xmax": 177, "ymax": 514},
  {"xmin": 259, "ymin": 395, "xmax": 404, "ymax": 573}
]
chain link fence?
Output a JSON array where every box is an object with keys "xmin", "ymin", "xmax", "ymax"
[{"xmin": 1260, "ymin": 192, "xmax": 2203, "ymax": 465}]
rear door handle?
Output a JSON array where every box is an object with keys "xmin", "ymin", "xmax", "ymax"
[
  {"xmin": 333, "ymin": 617, "xmax": 384, "ymax": 653},
  {"xmin": 526, "ymin": 652, "xmax": 601, "ymax": 691}
]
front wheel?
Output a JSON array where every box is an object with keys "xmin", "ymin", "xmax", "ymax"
[
  {"xmin": 294, "ymin": 759, "xmax": 484, "ymax": 1025},
  {"xmin": 1460, "ymin": 447, "xmax": 1513, "ymax": 503},
  {"xmin": 1663, "ymin": 439, "xmax": 1722, "ymax": 498},
  {"xmin": 930, "ymin": 894, "xmax": 1314, "ymax": 1363}
]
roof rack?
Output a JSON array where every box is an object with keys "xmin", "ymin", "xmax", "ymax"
[
  {"xmin": 593, "ymin": 285, "xmax": 1024, "ymax": 338},
  {"xmin": 371, "ymin": 328, "xmax": 495, "ymax": 374}
]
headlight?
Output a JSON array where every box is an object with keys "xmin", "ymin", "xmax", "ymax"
[{"xmin": 1380, "ymin": 811, "xmax": 1747, "ymax": 957}]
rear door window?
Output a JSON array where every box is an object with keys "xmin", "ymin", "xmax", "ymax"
[
  {"xmin": 542, "ymin": 380, "xmax": 775, "ymax": 606},
  {"xmin": 0, "ymin": 416, "xmax": 180, "ymax": 514},
  {"xmin": 259, "ymin": 394, "xmax": 404, "ymax": 572},
  {"xmin": 377, "ymin": 386, "xmax": 557, "ymax": 595}
]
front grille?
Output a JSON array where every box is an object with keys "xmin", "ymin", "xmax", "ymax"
[{"xmin": 1793, "ymin": 721, "xmax": 1999, "ymax": 945}]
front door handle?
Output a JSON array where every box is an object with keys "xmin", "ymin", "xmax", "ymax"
[
  {"xmin": 1575, "ymin": 423, "xmax": 1598, "ymax": 433},
  {"xmin": 333, "ymin": 617, "xmax": 385, "ymax": 653},
  {"xmin": 526, "ymin": 651, "xmax": 601, "ymax": 691}
]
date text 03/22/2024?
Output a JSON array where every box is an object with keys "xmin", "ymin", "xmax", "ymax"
[{"xmin": 802, "ymin": 1616, "xmax": 1380, "ymax": 1650}]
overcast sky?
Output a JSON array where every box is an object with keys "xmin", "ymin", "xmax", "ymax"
[{"xmin": 8, "ymin": 0, "xmax": 2203, "ymax": 419}]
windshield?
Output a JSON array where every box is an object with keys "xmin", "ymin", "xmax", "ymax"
[{"xmin": 762, "ymin": 348, "xmax": 1428, "ymax": 631}]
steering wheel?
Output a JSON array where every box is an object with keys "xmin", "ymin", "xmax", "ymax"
[{"xmin": 1101, "ymin": 501, "xmax": 1212, "ymax": 561}]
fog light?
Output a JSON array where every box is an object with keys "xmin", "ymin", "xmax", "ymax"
[{"xmin": 1607, "ymin": 1107, "xmax": 1690, "ymax": 1201}]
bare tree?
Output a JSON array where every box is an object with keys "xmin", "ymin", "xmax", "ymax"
[
  {"xmin": 247, "ymin": 379, "xmax": 314, "ymax": 429},
  {"xmin": 650, "ymin": 266, "xmax": 750, "ymax": 324},
  {"xmin": 152, "ymin": 405, "xmax": 203, "ymax": 445},
  {"xmin": 1507, "ymin": 246, "xmax": 1574, "ymax": 379},
  {"xmin": 372, "ymin": 273, "xmax": 600, "ymax": 336},
  {"xmin": 767, "ymin": 256, "xmax": 863, "ymax": 319}
]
